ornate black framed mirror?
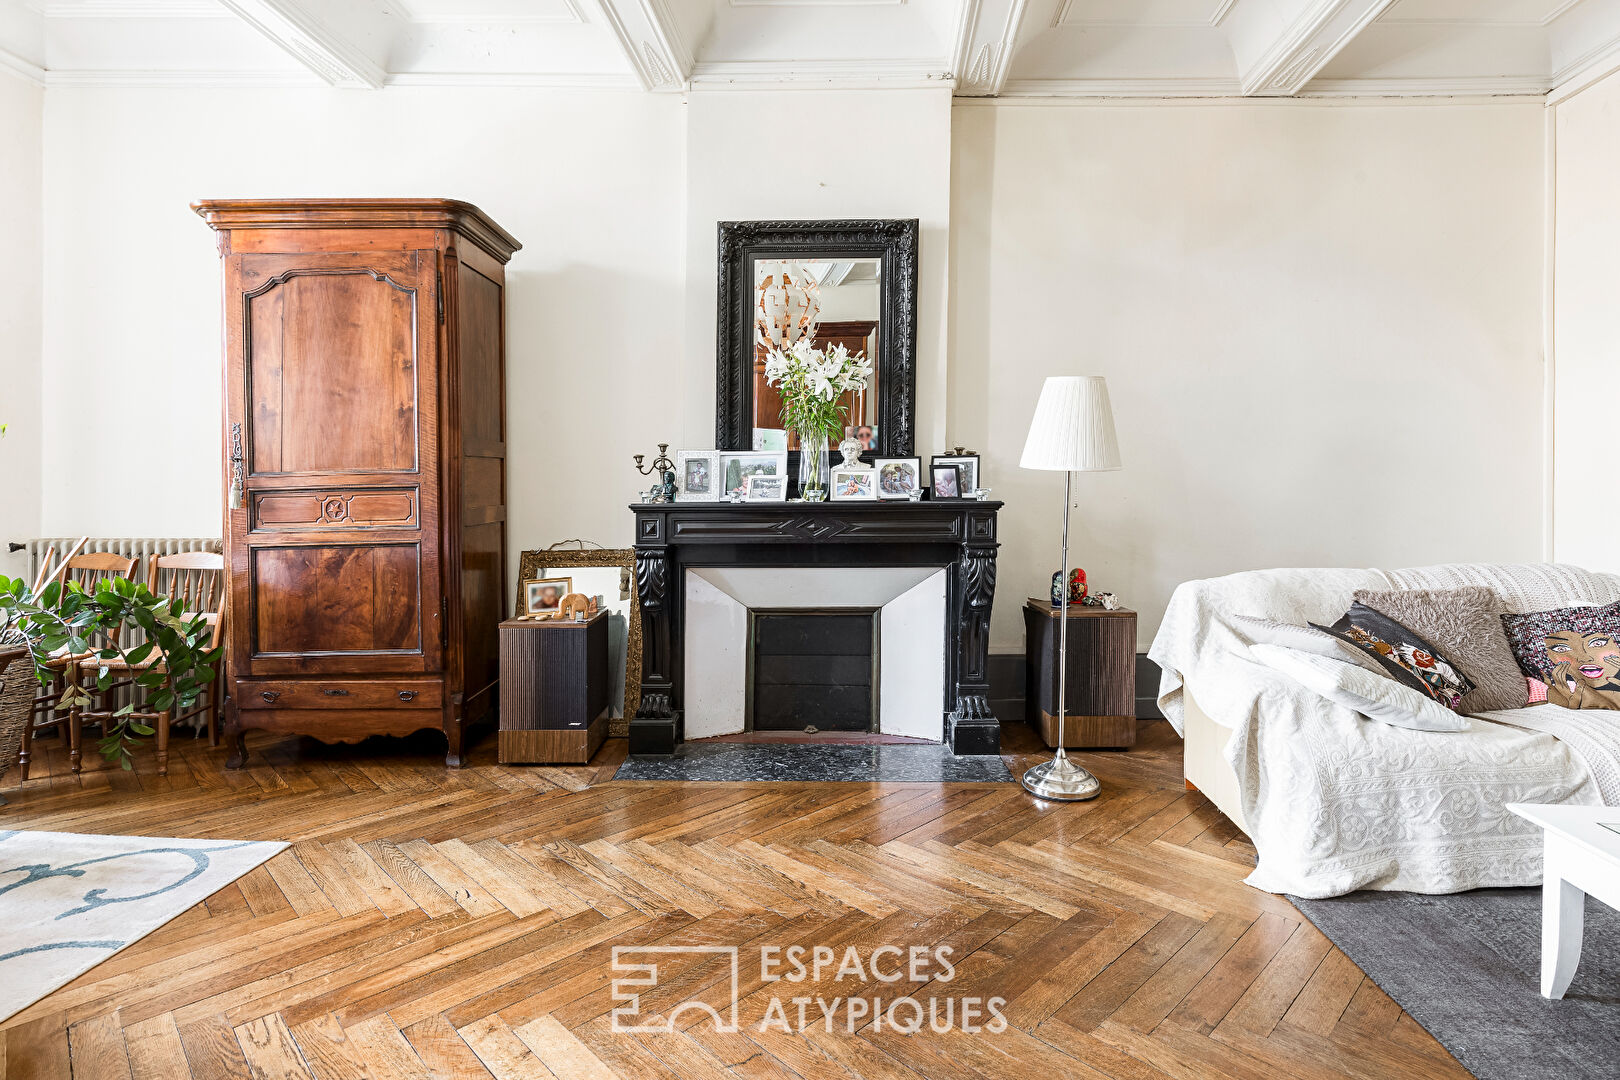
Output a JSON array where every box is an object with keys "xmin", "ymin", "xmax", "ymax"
[{"xmin": 716, "ymin": 219, "xmax": 919, "ymax": 456}]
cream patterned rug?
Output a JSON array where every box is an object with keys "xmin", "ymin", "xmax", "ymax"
[{"xmin": 0, "ymin": 830, "xmax": 287, "ymax": 1022}]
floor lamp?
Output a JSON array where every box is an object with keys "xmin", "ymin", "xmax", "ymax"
[{"xmin": 1018, "ymin": 375, "xmax": 1122, "ymax": 801}]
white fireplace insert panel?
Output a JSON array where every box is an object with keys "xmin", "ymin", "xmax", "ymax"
[{"xmin": 683, "ymin": 567, "xmax": 948, "ymax": 742}]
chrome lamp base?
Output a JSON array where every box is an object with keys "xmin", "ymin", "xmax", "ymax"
[{"xmin": 1020, "ymin": 751, "xmax": 1101, "ymax": 802}]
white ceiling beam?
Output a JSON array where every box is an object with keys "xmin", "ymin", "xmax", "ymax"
[
  {"xmin": 216, "ymin": 0, "xmax": 390, "ymax": 89},
  {"xmin": 1224, "ymin": 0, "xmax": 1395, "ymax": 97},
  {"xmin": 953, "ymin": 0, "xmax": 1031, "ymax": 96},
  {"xmin": 595, "ymin": 0, "xmax": 691, "ymax": 92}
]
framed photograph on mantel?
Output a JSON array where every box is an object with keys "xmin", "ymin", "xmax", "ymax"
[
  {"xmin": 931, "ymin": 454, "xmax": 979, "ymax": 493},
  {"xmin": 873, "ymin": 456, "xmax": 921, "ymax": 499},
  {"xmin": 676, "ymin": 450, "xmax": 721, "ymax": 502},
  {"xmin": 744, "ymin": 474, "xmax": 788, "ymax": 501},
  {"xmin": 720, "ymin": 451, "xmax": 788, "ymax": 497},
  {"xmin": 830, "ymin": 466, "xmax": 877, "ymax": 501},
  {"xmin": 930, "ymin": 464, "xmax": 963, "ymax": 500}
]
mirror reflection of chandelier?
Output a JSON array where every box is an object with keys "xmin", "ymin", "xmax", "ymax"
[{"xmin": 755, "ymin": 261, "xmax": 821, "ymax": 350}]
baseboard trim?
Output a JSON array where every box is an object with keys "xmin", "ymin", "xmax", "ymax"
[{"xmin": 988, "ymin": 651, "xmax": 1163, "ymax": 721}]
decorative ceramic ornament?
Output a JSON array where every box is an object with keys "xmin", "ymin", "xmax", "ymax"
[{"xmin": 1051, "ymin": 568, "xmax": 1088, "ymax": 605}]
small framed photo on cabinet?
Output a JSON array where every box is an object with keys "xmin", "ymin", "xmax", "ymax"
[{"xmin": 523, "ymin": 577, "xmax": 572, "ymax": 617}]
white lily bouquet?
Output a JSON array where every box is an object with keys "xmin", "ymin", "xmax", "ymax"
[{"xmin": 762, "ymin": 339, "xmax": 873, "ymax": 499}]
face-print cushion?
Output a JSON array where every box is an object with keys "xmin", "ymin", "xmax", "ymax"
[{"xmin": 1501, "ymin": 601, "xmax": 1620, "ymax": 712}]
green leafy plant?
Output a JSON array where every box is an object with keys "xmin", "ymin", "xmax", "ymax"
[{"xmin": 0, "ymin": 575, "xmax": 222, "ymax": 769}]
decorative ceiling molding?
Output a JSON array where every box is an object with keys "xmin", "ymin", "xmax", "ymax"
[
  {"xmin": 1227, "ymin": 0, "xmax": 1397, "ymax": 96},
  {"xmin": 689, "ymin": 58, "xmax": 952, "ymax": 89},
  {"xmin": 1000, "ymin": 75, "xmax": 1242, "ymax": 96},
  {"xmin": 0, "ymin": 44, "xmax": 47, "ymax": 86},
  {"xmin": 596, "ymin": 0, "xmax": 692, "ymax": 91},
  {"xmin": 1547, "ymin": 30, "xmax": 1620, "ymax": 101},
  {"xmin": 42, "ymin": 1, "xmax": 229, "ymax": 16},
  {"xmin": 1052, "ymin": 0, "xmax": 1236, "ymax": 29},
  {"xmin": 215, "ymin": 0, "xmax": 389, "ymax": 88},
  {"xmin": 953, "ymin": 0, "xmax": 1031, "ymax": 95}
]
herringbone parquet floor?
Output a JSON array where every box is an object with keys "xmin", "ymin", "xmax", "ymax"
[{"xmin": 0, "ymin": 720, "xmax": 1470, "ymax": 1079}]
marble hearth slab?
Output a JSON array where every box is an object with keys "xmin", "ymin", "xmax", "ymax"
[{"xmin": 611, "ymin": 743, "xmax": 1013, "ymax": 783}]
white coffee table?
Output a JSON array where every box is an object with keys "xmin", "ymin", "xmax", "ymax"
[{"xmin": 1507, "ymin": 802, "xmax": 1620, "ymax": 999}]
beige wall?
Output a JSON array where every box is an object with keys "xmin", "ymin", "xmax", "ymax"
[
  {"xmin": 950, "ymin": 101, "xmax": 1548, "ymax": 650},
  {"xmin": 23, "ymin": 85, "xmax": 1554, "ymax": 652},
  {"xmin": 39, "ymin": 86, "xmax": 686, "ymax": 590},
  {"xmin": 1552, "ymin": 71, "xmax": 1620, "ymax": 573},
  {"xmin": 0, "ymin": 72, "xmax": 42, "ymax": 579}
]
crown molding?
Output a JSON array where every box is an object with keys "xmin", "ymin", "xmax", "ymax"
[
  {"xmin": 689, "ymin": 58, "xmax": 952, "ymax": 89},
  {"xmin": 953, "ymin": 0, "xmax": 1030, "ymax": 97},
  {"xmin": 385, "ymin": 71, "xmax": 644, "ymax": 89},
  {"xmin": 0, "ymin": 45, "xmax": 46, "ymax": 86},
  {"xmin": 1547, "ymin": 30, "xmax": 1620, "ymax": 103},
  {"xmin": 1301, "ymin": 75, "xmax": 1550, "ymax": 96},
  {"xmin": 1235, "ymin": 0, "xmax": 1397, "ymax": 97},
  {"xmin": 999, "ymin": 75, "xmax": 1242, "ymax": 97},
  {"xmin": 43, "ymin": 68, "xmax": 322, "ymax": 86},
  {"xmin": 596, "ymin": 0, "xmax": 692, "ymax": 92},
  {"xmin": 955, "ymin": 91, "xmax": 1542, "ymax": 107},
  {"xmin": 42, "ymin": 1, "xmax": 229, "ymax": 16},
  {"xmin": 216, "ymin": 0, "xmax": 388, "ymax": 88}
]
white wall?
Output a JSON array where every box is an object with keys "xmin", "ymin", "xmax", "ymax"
[
  {"xmin": 39, "ymin": 86, "xmax": 686, "ymax": 590},
  {"xmin": 25, "ymin": 85, "xmax": 1554, "ymax": 654},
  {"xmin": 951, "ymin": 100, "xmax": 1548, "ymax": 650},
  {"xmin": 681, "ymin": 89, "xmax": 953, "ymax": 454},
  {"xmin": 0, "ymin": 71, "xmax": 41, "ymax": 579},
  {"xmin": 1552, "ymin": 71, "xmax": 1620, "ymax": 573}
]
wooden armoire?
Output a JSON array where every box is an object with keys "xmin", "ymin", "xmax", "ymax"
[{"xmin": 194, "ymin": 199, "xmax": 520, "ymax": 767}]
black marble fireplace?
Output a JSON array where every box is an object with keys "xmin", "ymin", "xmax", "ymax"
[{"xmin": 629, "ymin": 499, "xmax": 1002, "ymax": 756}]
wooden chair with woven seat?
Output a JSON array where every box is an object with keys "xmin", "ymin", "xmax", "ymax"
[
  {"xmin": 67, "ymin": 552, "xmax": 225, "ymax": 775},
  {"xmin": 16, "ymin": 543, "xmax": 137, "ymax": 780}
]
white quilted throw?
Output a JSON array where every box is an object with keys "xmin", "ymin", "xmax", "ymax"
[{"xmin": 1150, "ymin": 563, "xmax": 1620, "ymax": 898}]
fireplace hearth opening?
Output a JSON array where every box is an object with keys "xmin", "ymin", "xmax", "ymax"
[{"xmin": 747, "ymin": 609, "xmax": 879, "ymax": 733}]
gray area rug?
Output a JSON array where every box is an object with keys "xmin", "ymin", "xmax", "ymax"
[
  {"xmin": 1289, "ymin": 887, "xmax": 1620, "ymax": 1080},
  {"xmin": 613, "ymin": 743, "xmax": 1014, "ymax": 782}
]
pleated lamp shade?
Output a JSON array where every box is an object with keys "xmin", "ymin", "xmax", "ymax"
[{"xmin": 1019, "ymin": 376, "xmax": 1122, "ymax": 472}]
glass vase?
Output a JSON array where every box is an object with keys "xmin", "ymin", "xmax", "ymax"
[{"xmin": 793, "ymin": 425, "xmax": 830, "ymax": 501}]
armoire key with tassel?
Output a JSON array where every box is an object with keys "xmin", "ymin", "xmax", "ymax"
[{"xmin": 194, "ymin": 199, "xmax": 520, "ymax": 767}]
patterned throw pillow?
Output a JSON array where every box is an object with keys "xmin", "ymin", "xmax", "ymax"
[
  {"xmin": 1312, "ymin": 603, "xmax": 1476, "ymax": 711},
  {"xmin": 1501, "ymin": 601, "xmax": 1620, "ymax": 712}
]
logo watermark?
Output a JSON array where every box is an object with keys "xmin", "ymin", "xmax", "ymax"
[{"xmin": 610, "ymin": 944, "xmax": 1007, "ymax": 1035}]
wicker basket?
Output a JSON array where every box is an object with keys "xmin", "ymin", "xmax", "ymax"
[{"xmin": 0, "ymin": 640, "xmax": 35, "ymax": 795}]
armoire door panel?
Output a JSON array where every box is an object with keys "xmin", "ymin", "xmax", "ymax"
[
  {"xmin": 252, "ymin": 544, "xmax": 424, "ymax": 659},
  {"xmin": 253, "ymin": 488, "xmax": 419, "ymax": 530},
  {"xmin": 242, "ymin": 257, "xmax": 422, "ymax": 476}
]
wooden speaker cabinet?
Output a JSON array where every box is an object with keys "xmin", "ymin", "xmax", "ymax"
[
  {"xmin": 195, "ymin": 199, "xmax": 521, "ymax": 767},
  {"xmin": 498, "ymin": 615, "xmax": 610, "ymax": 764},
  {"xmin": 1023, "ymin": 598, "xmax": 1137, "ymax": 749}
]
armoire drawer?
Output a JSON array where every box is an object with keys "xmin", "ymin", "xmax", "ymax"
[{"xmin": 238, "ymin": 678, "xmax": 444, "ymax": 710}]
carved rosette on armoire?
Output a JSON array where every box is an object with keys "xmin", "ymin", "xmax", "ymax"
[{"xmin": 195, "ymin": 199, "xmax": 521, "ymax": 767}]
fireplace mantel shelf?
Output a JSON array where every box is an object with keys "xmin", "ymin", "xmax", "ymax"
[{"xmin": 629, "ymin": 499, "xmax": 1002, "ymax": 756}]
